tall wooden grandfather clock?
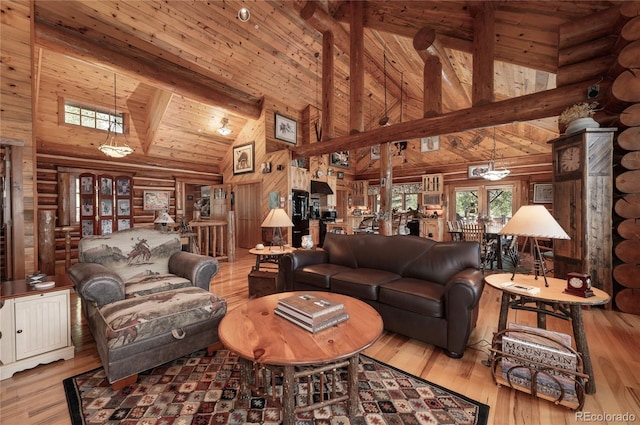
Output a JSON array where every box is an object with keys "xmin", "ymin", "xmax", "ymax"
[{"xmin": 550, "ymin": 128, "xmax": 615, "ymax": 297}]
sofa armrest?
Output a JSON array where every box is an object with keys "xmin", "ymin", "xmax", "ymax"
[
  {"xmin": 280, "ymin": 249, "xmax": 329, "ymax": 291},
  {"xmin": 67, "ymin": 262, "xmax": 125, "ymax": 307},
  {"xmin": 169, "ymin": 251, "xmax": 219, "ymax": 291},
  {"xmin": 443, "ymin": 268, "xmax": 485, "ymax": 356}
]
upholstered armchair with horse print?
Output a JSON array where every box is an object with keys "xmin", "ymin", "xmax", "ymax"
[{"xmin": 68, "ymin": 227, "xmax": 226, "ymax": 386}]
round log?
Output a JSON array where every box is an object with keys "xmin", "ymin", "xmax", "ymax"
[
  {"xmin": 622, "ymin": 15, "xmax": 640, "ymax": 41},
  {"xmin": 620, "ymin": 103, "xmax": 640, "ymax": 127},
  {"xmin": 612, "ymin": 70, "xmax": 640, "ymax": 103},
  {"xmin": 615, "ymin": 195, "xmax": 640, "ymax": 219},
  {"xmin": 617, "ymin": 219, "xmax": 640, "ymax": 239},
  {"xmin": 619, "ymin": 126, "xmax": 640, "ymax": 151},
  {"xmin": 619, "ymin": 40, "xmax": 640, "ymax": 69},
  {"xmin": 621, "ymin": 151, "xmax": 640, "ymax": 170},
  {"xmin": 615, "ymin": 239, "xmax": 640, "ymax": 263},
  {"xmin": 38, "ymin": 210, "xmax": 56, "ymax": 275},
  {"xmin": 621, "ymin": 2, "xmax": 640, "ymax": 20},
  {"xmin": 413, "ymin": 27, "xmax": 438, "ymax": 51},
  {"xmin": 616, "ymin": 170, "xmax": 640, "ymax": 193},
  {"xmin": 613, "ymin": 264, "xmax": 640, "ymax": 289},
  {"xmin": 615, "ymin": 289, "xmax": 640, "ymax": 315}
]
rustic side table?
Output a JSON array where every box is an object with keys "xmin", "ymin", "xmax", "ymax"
[
  {"xmin": 247, "ymin": 246, "xmax": 295, "ymax": 298},
  {"xmin": 484, "ymin": 273, "xmax": 610, "ymax": 395}
]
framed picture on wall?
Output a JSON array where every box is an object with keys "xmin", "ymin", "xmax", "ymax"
[
  {"xmin": 421, "ymin": 136, "xmax": 440, "ymax": 152},
  {"xmin": 143, "ymin": 191, "xmax": 171, "ymax": 211},
  {"xmin": 233, "ymin": 142, "xmax": 255, "ymax": 175},
  {"xmin": 330, "ymin": 151, "xmax": 349, "ymax": 168},
  {"xmin": 468, "ymin": 164, "xmax": 490, "ymax": 179},
  {"xmin": 533, "ymin": 183, "xmax": 553, "ymax": 203},
  {"xmin": 371, "ymin": 145, "xmax": 380, "ymax": 160},
  {"xmin": 274, "ymin": 113, "xmax": 297, "ymax": 144}
]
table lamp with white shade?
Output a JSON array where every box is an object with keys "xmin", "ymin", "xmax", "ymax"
[
  {"xmin": 261, "ymin": 208, "xmax": 294, "ymax": 249},
  {"xmin": 499, "ymin": 205, "xmax": 570, "ymax": 286},
  {"xmin": 154, "ymin": 211, "xmax": 175, "ymax": 232}
]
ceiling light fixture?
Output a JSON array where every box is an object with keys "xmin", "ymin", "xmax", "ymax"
[
  {"xmin": 217, "ymin": 118, "xmax": 232, "ymax": 136},
  {"xmin": 479, "ymin": 127, "xmax": 511, "ymax": 181},
  {"xmin": 99, "ymin": 74, "xmax": 134, "ymax": 158},
  {"xmin": 238, "ymin": 7, "xmax": 250, "ymax": 22}
]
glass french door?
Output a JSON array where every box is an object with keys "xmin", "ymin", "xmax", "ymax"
[{"xmin": 453, "ymin": 184, "xmax": 514, "ymax": 224}]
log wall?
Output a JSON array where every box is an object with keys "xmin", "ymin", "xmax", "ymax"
[{"xmin": 612, "ymin": 3, "xmax": 640, "ymax": 315}]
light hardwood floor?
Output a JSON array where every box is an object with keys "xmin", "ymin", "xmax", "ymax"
[{"xmin": 1, "ymin": 250, "xmax": 639, "ymax": 425}]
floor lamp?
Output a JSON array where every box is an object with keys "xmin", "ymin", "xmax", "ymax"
[
  {"xmin": 499, "ymin": 205, "xmax": 570, "ymax": 286},
  {"xmin": 261, "ymin": 208, "xmax": 293, "ymax": 250}
]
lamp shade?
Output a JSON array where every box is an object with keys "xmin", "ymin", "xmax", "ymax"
[
  {"xmin": 499, "ymin": 205, "xmax": 570, "ymax": 239},
  {"xmin": 154, "ymin": 212, "xmax": 175, "ymax": 224},
  {"xmin": 261, "ymin": 208, "xmax": 294, "ymax": 228}
]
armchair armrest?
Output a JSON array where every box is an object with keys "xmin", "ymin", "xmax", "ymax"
[
  {"xmin": 443, "ymin": 268, "xmax": 485, "ymax": 357},
  {"xmin": 169, "ymin": 251, "xmax": 219, "ymax": 291},
  {"xmin": 280, "ymin": 249, "xmax": 329, "ymax": 292},
  {"xmin": 67, "ymin": 262, "xmax": 125, "ymax": 307}
]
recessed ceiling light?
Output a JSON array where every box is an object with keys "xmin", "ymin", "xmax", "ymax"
[{"xmin": 238, "ymin": 7, "xmax": 250, "ymax": 22}]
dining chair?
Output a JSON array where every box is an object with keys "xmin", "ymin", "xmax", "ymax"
[
  {"xmin": 447, "ymin": 220, "xmax": 463, "ymax": 241},
  {"xmin": 461, "ymin": 223, "xmax": 496, "ymax": 270}
]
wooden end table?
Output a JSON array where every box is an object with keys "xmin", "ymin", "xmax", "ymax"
[
  {"xmin": 247, "ymin": 246, "xmax": 295, "ymax": 297},
  {"xmin": 484, "ymin": 273, "xmax": 610, "ymax": 394},
  {"xmin": 218, "ymin": 291, "xmax": 383, "ymax": 425}
]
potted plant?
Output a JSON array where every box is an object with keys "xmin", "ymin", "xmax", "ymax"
[{"xmin": 558, "ymin": 102, "xmax": 599, "ymax": 134}]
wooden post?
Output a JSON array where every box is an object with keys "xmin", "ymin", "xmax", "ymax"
[
  {"xmin": 57, "ymin": 172, "xmax": 71, "ymax": 226},
  {"xmin": 379, "ymin": 143, "xmax": 393, "ymax": 235},
  {"xmin": 38, "ymin": 210, "xmax": 56, "ymax": 275},
  {"xmin": 471, "ymin": 3, "xmax": 495, "ymax": 106},
  {"xmin": 322, "ymin": 31, "xmax": 335, "ymax": 140},
  {"xmin": 349, "ymin": 0, "xmax": 364, "ymax": 134}
]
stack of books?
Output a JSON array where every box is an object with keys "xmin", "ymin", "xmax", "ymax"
[{"xmin": 274, "ymin": 293, "xmax": 349, "ymax": 333}]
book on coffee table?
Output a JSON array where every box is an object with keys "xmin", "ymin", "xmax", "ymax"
[
  {"xmin": 277, "ymin": 293, "xmax": 344, "ymax": 320},
  {"xmin": 274, "ymin": 307, "xmax": 349, "ymax": 333}
]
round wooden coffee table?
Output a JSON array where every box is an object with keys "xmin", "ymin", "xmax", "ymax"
[{"xmin": 218, "ymin": 291, "xmax": 383, "ymax": 425}]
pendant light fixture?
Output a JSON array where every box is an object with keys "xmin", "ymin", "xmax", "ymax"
[
  {"xmin": 479, "ymin": 127, "xmax": 511, "ymax": 181},
  {"xmin": 99, "ymin": 74, "xmax": 134, "ymax": 158},
  {"xmin": 379, "ymin": 51, "xmax": 390, "ymax": 127}
]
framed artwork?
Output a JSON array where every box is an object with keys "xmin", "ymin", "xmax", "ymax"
[
  {"xmin": 118, "ymin": 218, "xmax": 131, "ymax": 230},
  {"xmin": 100, "ymin": 177, "xmax": 113, "ymax": 195},
  {"xmin": 370, "ymin": 145, "xmax": 380, "ymax": 160},
  {"xmin": 330, "ymin": 151, "xmax": 349, "ymax": 168},
  {"xmin": 80, "ymin": 176, "xmax": 94, "ymax": 194},
  {"xmin": 337, "ymin": 171, "xmax": 344, "ymax": 179},
  {"xmin": 116, "ymin": 177, "xmax": 131, "ymax": 196},
  {"xmin": 101, "ymin": 219, "xmax": 113, "ymax": 235},
  {"xmin": 274, "ymin": 113, "xmax": 297, "ymax": 144},
  {"xmin": 468, "ymin": 164, "xmax": 490, "ymax": 179},
  {"xmin": 233, "ymin": 142, "xmax": 255, "ymax": 175},
  {"xmin": 421, "ymin": 136, "xmax": 440, "ymax": 152},
  {"xmin": 81, "ymin": 198, "xmax": 93, "ymax": 216},
  {"xmin": 261, "ymin": 162, "xmax": 272, "ymax": 174},
  {"xmin": 117, "ymin": 199, "xmax": 131, "ymax": 216},
  {"xmin": 143, "ymin": 190, "xmax": 171, "ymax": 211},
  {"xmin": 82, "ymin": 220, "xmax": 94, "ymax": 237},
  {"xmin": 100, "ymin": 199, "xmax": 113, "ymax": 216},
  {"xmin": 533, "ymin": 183, "xmax": 553, "ymax": 203}
]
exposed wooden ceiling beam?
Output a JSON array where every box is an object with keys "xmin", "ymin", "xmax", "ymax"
[
  {"xmin": 34, "ymin": 21, "xmax": 264, "ymax": 120},
  {"xmin": 292, "ymin": 77, "xmax": 607, "ymax": 159}
]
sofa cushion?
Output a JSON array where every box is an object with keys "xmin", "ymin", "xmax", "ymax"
[
  {"xmin": 330, "ymin": 268, "xmax": 401, "ymax": 301},
  {"xmin": 124, "ymin": 273, "xmax": 192, "ymax": 298},
  {"xmin": 295, "ymin": 263, "xmax": 354, "ymax": 289},
  {"xmin": 78, "ymin": 228, "xmax": 182, "ymax": 282},
  {"xmin": 97, "ymin": 286, "xmax": 226, "ymax": 350},
  {"xmin": 379, "ymin": 278, "xmax": 445, "ymax": 318}
]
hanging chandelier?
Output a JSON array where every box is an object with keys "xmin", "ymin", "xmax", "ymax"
[
  {"xmin": 99, "ymin": 74, "xmax": 134, "ymax": 158},
  {"xmin": 479, "ymin": 128, "xmax": 510, "ymax": 181}
]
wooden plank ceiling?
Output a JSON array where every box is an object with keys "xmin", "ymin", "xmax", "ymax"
[{"xmin": 32, "ymin": 0, "xmax": 622, "ymax": 175}]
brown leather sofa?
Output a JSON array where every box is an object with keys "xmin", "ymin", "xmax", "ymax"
[{"xmin": 280, "ymin": 233, "xmax": 484, "ymax": 358}]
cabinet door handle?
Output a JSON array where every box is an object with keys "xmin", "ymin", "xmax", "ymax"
[{"xmin": 16, "ymin": 330, "xmax": 23, "ymax": 334}]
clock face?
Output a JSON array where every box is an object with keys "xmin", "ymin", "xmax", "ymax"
[
  {"xmin": 569, "ymin": 277, "xmax": 584, "ymax": 288},
  {"xmin": 559, "ymin": 146, "xmax": 581, "ymax": 173}
]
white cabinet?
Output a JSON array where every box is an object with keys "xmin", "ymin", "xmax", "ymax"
[
  {"xmin": 0, "ymin": 288, "xmax": 74, "ymax": 380},
  {"xmin": 420, "ymin": 218, "xmax": 445, "ymax": 242}
]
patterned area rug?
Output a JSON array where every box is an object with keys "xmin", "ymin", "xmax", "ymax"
[{"xmin": 64, "ymin": 350, "xmax": 489, "ymax": 425}]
